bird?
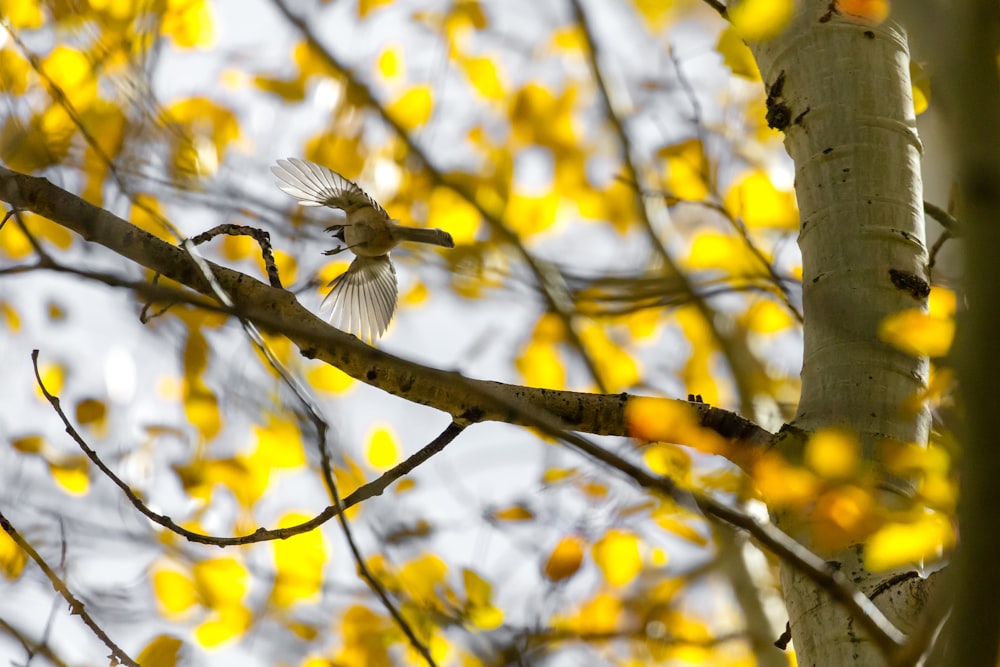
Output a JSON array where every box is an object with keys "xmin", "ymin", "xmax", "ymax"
[{"xmin": 272, "ymin": 158, "xmax": 455, "ymax": 341}]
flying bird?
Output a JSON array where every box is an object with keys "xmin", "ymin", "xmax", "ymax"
[{"xmin": 272, "ymin": 158, "xmax": 455, "ymax": 341}]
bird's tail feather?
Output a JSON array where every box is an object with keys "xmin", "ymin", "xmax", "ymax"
[{"xmin": 395, "ymin": 226, "xmax": 455, "ymax": 248}]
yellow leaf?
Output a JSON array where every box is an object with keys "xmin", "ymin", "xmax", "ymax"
[
  {"xmin": 162, "ymin": 98, "xmax": 239, "ymax": 177},
  {"xmin": 377, "ymin": 44, "xmax": 403, "ymax": 80},
  {"xmin": 399, "ymin": 553, "xmax": 448, "ymax": 607},
  {"xmin": 153, "ymin": 568, "xmax": 198, "ymax": 616},
  {"xmin": 402, "ymin": 280, "xmax": 429, "ymax": 306},
  {"xmin": 837, "ymin": 0, "xmax": 889, "ymax": 22},
  {"xmin": 928, "ymin": 287, "xmax": 956, "ymax": 318},
  {"xmin": 592, "ymin": 530, "xmax": 642, "ymax": 587},
  {"xmin": 0, "ymin": 0, "xmax": 43, "ymax": 27},
  {"xmin": 911, "ymin": 60, "xmax": 931, "ymax": 115},
  {"xmin": 0, "ymin": 300, "xmax": 20, "ymax": 331},
  {"xmin": 366, "ymin": 425, "xmax": 400, "ymax": 470},
  {"xmin": 580, "ymin": 323, "xmax": 640, "ymax": 392},
  {"xmin": 753, "ymin": 452, "xmax": 819, "ymax": 508},
  {"xmin": 163, "ymin": 0, "xmax": 216, "ymax": 49},
  {"xmin": 387, "ymin": 85, "xmax": 434, "ymax": 130},
  {"xmin": 812, "ymin": 485, "xmax": 878, "ymax": 550},
  {"xmin": 307, "ymin": 363, "xmax": 355, "ymax": 394},
  {"xmin": 427, "ymin": 186, "xmax": 480, "ymax": 245},
  {"xmin": 193, "ymin": 557, "xmax": 248, "ymax": 609},
  {"xmin": 460, "ymin": 56, "xmax": 505, "ymax": 100},
  {"xmin": 467, "ymin": 603, "xmax": 504, "ymax": 631},
  {"xmin": 551, "ymin": 26, "xmax": 585, "ymax": 52},
  {"xmin": 34, "ymin": 361, "xmax": 64, "ymax": 401},
  {"xmin": 195, "ymin": 605, "xmax": 251, "ymax": 647},
  {"xmin": 724, "ymin": 170, "xmax": 799, "ymax": 230},
  {"xmin": 658, "ymin": 139, "xmax": 709, "ymax": 202},
  {"xmin": 0, "ymin": 47, "xmax": 32, "ymax": 93},
  {"xmin": 42, "ymin": 46, "xmax": 96, "ymax": 109},
  {"xmin": 652, "ymin": 501, "xmax": 708, "ymax": 546},
  {"xmin": 251, "ymin": 414, "xmax": 306, "ymax": 469},
  {"xmin": 516, "ymin": 339, "xmax": 565, "ymax": 389},
  {"xmin": 11, "ymin": 435, "xmax": 44, "ymax": 454},
  {"xmin": 463, "ymin": 568, "xmax": 493, "ymax": 607},
  {"xmin": 305, "ymin": 132, "xmax": 367, "ymax": 182},
  {"xmin": 717, "ymin": 27, "xmax": 760, "ymax": 80},
  {"xmin": 271, "ymin": 513, "xmax": 326, "ymax": 608},
  {"xmin": 358, "ymin": 0, "xmax": 393, "ymax": 18},
  {"xmin": 541, "ymin": 468, "xmax": 575, "ymax": 484},
  {"xmin": 492, "ymin": 505, "xmax": 534, "ymax": 521},
  {"xmin": 137, "ymin": 635, "xmax": 183, "ymax": 667},
  {"xmin": 879, "ymin": 309, "xmax": 954, "ymax": 358},
  {"xmin": 626, "ymin": 397, "xmax": 729, "ymax": 456},
  {"xmin": 643, "ymin": 443, "xmax": 692, "ymax": 486},
  {"xmin": 554, "ymin": 592, "xmax": 619, "ymax": 634},
  {"xmin": 185, "ymin": 382, "xmax": 221, "ymax": 441},
  {"xmin": 742, "ymin": 299, "xmax": 794, "ymax": 334},
  {"xmin": 729, "ymin": 0, "xmax": 794, "ymax": 41},
  {"xmin": 675, "ymin": 306, "xmax": 719, "ymax": 406},
  {"xmin": 506, "ymin": 190, "xmax": 559, "ymax": 236},
  {"xmin": 0, "ymin": 529, "xmax": 27, "ymax": 580},
  {"xmin": 805, "ymin": 428, "xmax": 859, "ymax": 479},
  {"xmin": 543, "ymin": 536, "xmax": 585, "ymax": 582},
  {"xmin": 865, "ymin": 513, "xmax": 955, "ymax": 571},
  {"xmin": 75, "ymin": 398, "xmax": 107, "ymax": 429},
  {"xmin": 49, "ymin": 457, "xmax": 89, "ymax": 495}
]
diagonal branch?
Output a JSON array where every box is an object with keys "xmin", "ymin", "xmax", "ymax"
[
  {"xmin": 0, "ymin": 166, "xmax": 772, "ymax": 453},
  {"xmin": 0, "ymin": 512, "xmax": 138, "ymax": 667}
]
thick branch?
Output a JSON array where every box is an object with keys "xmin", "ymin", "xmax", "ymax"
[{"xmin": 0, "ymin": 166, "xmax": 772, "ymax": 451}]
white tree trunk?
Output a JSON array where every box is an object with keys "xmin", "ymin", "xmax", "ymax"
[{"xmin": 747, "ymin": 3, "xmax": 931, "ymax": 664}]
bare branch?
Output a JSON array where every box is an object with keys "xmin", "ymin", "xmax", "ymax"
[
  {"xmin": 0, "ymin": 512, "xmax": 138, "ymax": 667},
  {"xmin": 0, "ymin": 166, "xmax": 772, "ymax": 453}
]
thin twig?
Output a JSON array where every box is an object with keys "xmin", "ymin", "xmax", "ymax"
[
  {"xmin": 0, "ymin": 511, "xmax": 138, "ymax": 667},
  {"xmin": 923, "ymin": 200, "xmax": 960, "ymax": 235},
  {"xmin": 31, "ymin": 346, "xmax": 463, "ymax": 546}
]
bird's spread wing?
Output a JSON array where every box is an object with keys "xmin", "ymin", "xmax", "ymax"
[
  {"xmin": 321, "ymin": 255, "xmax": 398, "ymax": 341},
  {"xmin": 272, "ymin": 158, "xmax": 386, "ymax": 216}
]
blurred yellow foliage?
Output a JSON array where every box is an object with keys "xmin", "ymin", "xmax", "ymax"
[
  {"xmin": 879, "ymin": 309, "xmax": 954, "ymax": 358},
  {"xmin": 137, "ymin": 635, "xmax": 183, "ymax": 667},
  {"xmin": 729, "ymin": 0, "xmax": 794, "ymax": 41},
  {"xmin": 388, "ymin": 85, "xmax": 434, "ymax": 130},
  {"xmin": 544, "ymin": 535, "xmax": 585, "ymax": 582},
  {"xmin": 865, "ymin": 512, "xmax": 954, "ymax": 571},
  {"xmin": 366, "ymin": 425, "xmax": 400, "ymax": 469},
  {"xmin": 307, "ymin": 362, "xmax": 355, "ymax": 394},
  {"xmin": 626, "ymin": 397, "xmax": 729, "ymax": 456},
  {"xmin": 724, "ymin": 170, "xmax": 799, "ymax": 230},
  {"xmin": 592, "ymin": 529, "xmax": 642, "ymax": 587},
  {"xmin": 0, "ymin": 528, "xmax": 27, "ymax": 581},
  {"xmin": 271, "ymin": 513, "xmax": 326, "ymax": 608},
  {"xmin": 462, "ymin": 569, "xmax": 504, "ymax": 630},
  {"xmin": 658, "ymin": 139, "xmax": 709, "ymax": 202},
  {"xmin": 805, "ymin": 428, "xmax": 860, "ymax": 479}
]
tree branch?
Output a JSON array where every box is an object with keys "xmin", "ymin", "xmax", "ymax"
[
  {"xmin": 0, "ymin": 166, "xmax": 772, "ymax": 454},
  {"xmin": 0, "ymin": 512, "xmax": 138, "ymax": 667}
]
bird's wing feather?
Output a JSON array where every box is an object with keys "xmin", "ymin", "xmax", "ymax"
[
  {"xmin": 321, "ymin": 255, "xmax": 398, "ymax": 341},
  {"xmin": 272, "ymin": 158, "xmax": 386, "ymax": 217}
]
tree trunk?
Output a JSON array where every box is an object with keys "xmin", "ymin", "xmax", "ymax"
[{"xmin": 747, "ymin": 3, "xmax": 931, "ymax": 663}]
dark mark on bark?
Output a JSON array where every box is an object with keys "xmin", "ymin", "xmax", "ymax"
[{"xmin": 889, "ymin": 268, "xmax": 930, "ymax": 299}]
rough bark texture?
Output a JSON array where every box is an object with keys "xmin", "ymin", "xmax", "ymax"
[{"xmin": 747, "ymin": 3, "xmax": 931, "ymax": 664}]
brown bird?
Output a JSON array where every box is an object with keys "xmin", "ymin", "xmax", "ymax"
[{"xmin": 272, "ymin": 158, "xmax": 454, "ymax": 341}]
